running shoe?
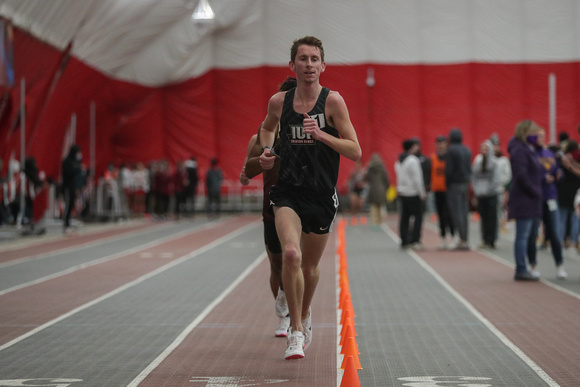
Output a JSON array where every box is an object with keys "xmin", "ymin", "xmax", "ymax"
[
  {"xmin": 284, "ymin": 330, "xmax": 305, "ymax": 360},
  {"xmin": 557, "ymin": 266, "xmax": 568, "ymax": 279},
  {"xmin": 275, "ymin": 288, "xmax": 289, "ymax": 318},
  {"xmin": 275, "ymin": 315, "xmax": 291, "ymax": 337},
  {"xmin": 302, "ymin": 309, "xmax": 312, "ymax": 351}
]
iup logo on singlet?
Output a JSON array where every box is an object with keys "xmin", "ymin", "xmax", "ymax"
[{"xmin": 289, "ymin": 113, "xmax": 326, "ymax": 145}]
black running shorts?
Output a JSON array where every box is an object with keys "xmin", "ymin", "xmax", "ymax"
[
  {"xmin": 263, "ymin": 218, "xmax": 281, "ymax": 254},
  {"xmin": 269, "ymin": 185, "xmax": 338, "ymax": 235}
]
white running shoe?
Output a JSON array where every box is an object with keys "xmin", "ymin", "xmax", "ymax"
[
  {"xmin": 275, "ymin": 315, "xmax": 291, "ymax": 337},
  {"xmin": 275, "ymin": 288, "xmax": 289, "ymax": 318},
  {"xmin": 530, "ymin": 268, "xmax": 541, "ymax": 279},
  {"xmin": 284, "ymin": 330, "xmax": 305, "ymax": 360},
  {"xmin": 302, "ymin": 309, "xmax": 312, "ymax": 351},
  {"xmin": 557, "ymin": 266, "xmax": 568, "ymax": 279}
]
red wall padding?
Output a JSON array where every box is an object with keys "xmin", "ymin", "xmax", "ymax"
[{"xmin": 2, "ymin": 27, "xmax": 579, "ymax": 195}]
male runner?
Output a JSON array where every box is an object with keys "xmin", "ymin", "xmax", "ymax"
[{"xmin": 259, "ymin": 36, "xmax": 361, "ymax": 360}]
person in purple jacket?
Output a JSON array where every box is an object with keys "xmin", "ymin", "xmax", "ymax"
[
  {"xmin": 528, "ymin": 129, "xmax": 568, "ymax": 279},
  {"xmin": 507, "ymin": 120, "xmax": 543, "ymax": 281},
  {"xmin": 535, "ymin": 129, "xmax": 568, "ymax": 279}
]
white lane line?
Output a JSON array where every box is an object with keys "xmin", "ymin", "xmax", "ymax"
[
  {"xmin": 0, "ymin": 222, "xmax": 259, "ymax": 352},
  {"xmin": 477, "ymin": 248, "xmax": 580, "ymax": 302},
  {"xmin": 424, "ymin": 221, "xmax": 580, "ymax": 301},
  {"xmin": 127, "ymin": 251, "xmax": 267, "ymax": 387},
  {"xmin": 382, "ymin": 224, "xmax": 559, "ymax": 387},
  {"xmin": 0, "ymin": 220, "xmax": 227, "ymax": 296},
  {"xmin": 0, "ymin": 222, "xmax": 172, "ymax": 269}
]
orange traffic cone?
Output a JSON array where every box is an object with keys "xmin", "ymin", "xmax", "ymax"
[
  {"xmin": 340, "ymin": 307, "xmax": 353, "ymax": 326},
  {"xmin": 340, "ymin": 356, "xmax": 361, "ymax": 387},
  {"xmin": 340, "ymin": 297, "xmax": 356, "ymax": 320},
  {"xmin": 340, "ymin": 316, "xmax": 357, "ymax": 338},
  {"xmin": 341, "ymin": 337, "xmax": 362, "ymax": 370},
  {"xmin": 339, "ymin": 286, "xmax": 351, "ymax": 307},
  {"xmin": 340, "ymin": 322, "xmax": 359, "ymax": 348},
  {"xmin": 340, "ymin": 304, "xmax": 356, "ymax": 325}
]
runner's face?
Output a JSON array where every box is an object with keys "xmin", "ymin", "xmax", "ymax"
[{"xmin": 290, "ymin": 45, "xmax": 325, "ymax": 83}]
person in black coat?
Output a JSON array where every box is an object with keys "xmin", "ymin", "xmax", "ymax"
[
  {"xmin": 445, "ymin": 128, "xmax": 472, "ymax": 250},
  {"xmin": 62, "ymin": 145, "xmax": 82, "ymax": 232}
]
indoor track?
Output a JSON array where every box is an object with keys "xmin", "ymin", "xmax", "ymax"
[{"xmin": 0, "ymin": 214, "xmax": 579, "ymax": 387}]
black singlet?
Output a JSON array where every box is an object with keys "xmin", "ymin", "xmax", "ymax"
[{"xmin": 277, "ymin": 87, "xmax": 340, "ymax": 196}]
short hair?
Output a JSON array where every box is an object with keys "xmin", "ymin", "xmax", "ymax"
[
  {"xmin": 290, "ymin": 36, "xmax": 324, "ymax": 63},
  {"xmin": 514, "ymin": 119, "xmax": 541, "ymax": 142},
  {"xmin": 402, "ymin": 139, "xmax": 415, "ymax": 151}
]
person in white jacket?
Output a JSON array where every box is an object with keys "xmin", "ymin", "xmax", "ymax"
[
  {"xmin": 472, "ymin": 140, "xmax": 500, "ymax": 248},
  {"xmin": 490, "ymin": 134, "xmax": 512, "ymax": 236},
  {"xmin": 395, "ymin": 139, "xmax": 426, "ymax": 249}
]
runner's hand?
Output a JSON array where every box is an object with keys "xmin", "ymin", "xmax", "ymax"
[
  {"xmin": 259, "ymin": 148, "xmax": 275, "ymax": 170},
  {"xmin": 303, "ymin": 113, "xmax": 322, "ymax": 140}
]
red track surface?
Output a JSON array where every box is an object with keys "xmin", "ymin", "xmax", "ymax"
[
  {"xmin": 0, "ymin": 217, "xmax": 259, "ymax": 348},
  {"xmin": 137, "ymin": 229, "xmax": 339, "ymax": 387},
  {"xmin": 0, "ymin": 221, "xmax": 159, "ymax": 264}
]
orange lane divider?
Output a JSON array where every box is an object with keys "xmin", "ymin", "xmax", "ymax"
[
  {"xmin": 341, "ymin": 337, "xmax": 362, "ymax": 370},
  {"xmin": 337, "ymin": 218, "xmax": 362, "ymax": 387},
  {"xmin": 339, "ymin": 322, "xmax": 358, "ymax": 348},
  {"xmin": 340, "ymin": 316, "xmax": 357, "ymax": 340},
  {"xmin": 341, "ymin": 356, "xmax": 362, "ymax": 387}
]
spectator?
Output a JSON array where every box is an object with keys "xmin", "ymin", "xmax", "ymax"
[
  {"xmin": 445, "ymin": 128, "xmax": 472, "ymax": 250},
  {"xmin": 206, "ymin": 158, "xmax": 223, "ymax": 218},
  {"xmin": 185, "ymin": 157, "xmax": 199, "ymax": 216},
  {"xmin": 507, "ymin": 120, "xmax": 543, "ymax": 281},
  {"xmin": 558, "ymin": 131, "xmax": 569, "ymax": 153},
  {"xmin": 490, "ymin": 134, "xmax": 512, "ymax": 236},
  {"xmin": 364, "ymin": 153, "xmax": 390, "ymax": 228},
  {"xmin": 471, "ymin": 140, "xmax": 499, "ymax": 249},
  {"xmin": 132, "ymin": 162, "xmax": 149, "ymax": 216},
  {"xmin": 61, "ymin": 145, "xmax": 82, "ymax": 234},
  {"xmin": 174, "ymin": 160, "xmax": 188, "ymax": 219},
  {"xmin": 412, "ymin": 137, "xmax": 432, "ymax": 211},
  {"xmin": 154, "ymin": 159, "xmax": 173, "ymax": 219},
  {"xmin": 395, "ymin": 139, "xmax": 426, "ymax": 249},
  {"xmin": 535, "ymin": 129, "xmax": 567, "ymax": 279},
  {"xmin": 146, "ymin": 161, "xmax": 157, "ymax": 216},
  {"xmin": 347, "ymin": 160, "xmax": 366, "ymax": 219},
  {"xmin": 557, "ymin": 141, "xmax": 580, "ymax": 250},
  {"xmin": 119, "ymin": 163, "xmax": 133, "ymax": 216},
  {"xmin": 0, "ymin": 159, "xmax": 8, "ymax": 225},
  {"xmin": 431, "ymin": 135, "xmax": 455, "ymax": 249},
  {"xmin": 23, "ymin": 156, "xmax": 46, "ymax": 233}
]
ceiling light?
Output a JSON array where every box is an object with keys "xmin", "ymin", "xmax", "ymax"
[{"xmin": 192, "ymin": 0, "xmax": 215, "ymax": 20}]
